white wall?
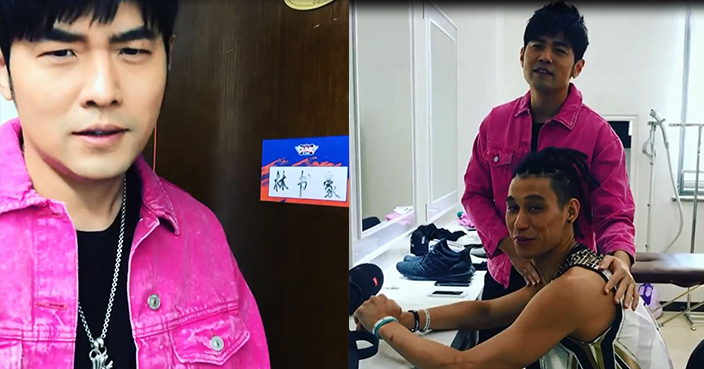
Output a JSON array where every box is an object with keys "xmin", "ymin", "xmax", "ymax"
[{"xmin": 0, "ymin": 98, "xmax": 17, "ymax": 125}]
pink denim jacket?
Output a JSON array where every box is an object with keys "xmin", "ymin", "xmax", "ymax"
[
  {"xmin": 0, "ymin": 118, "xmax": 270, "ymax": 368},
  {"xmin": 462, "ymin": 84, "xmax": 636, "ymax": 288}
]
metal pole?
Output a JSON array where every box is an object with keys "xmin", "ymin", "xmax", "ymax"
[
  {"xmin": 646, "ymin": 123, "xmax": 657, "ymax": 252},
  {"xmin": 677, "ymin": 4, "xmax": 692, "ymax": 203},
  {"xmin": 693, "ymin": 125, "xmax": 702, "ymax": 255},
  {"xmin": 689, "ymin": 125, "xmax": 703, "ymax": 321},
  {"xmin": 670, "ymin": 122, "xmax": 704, "ymax": 328}
]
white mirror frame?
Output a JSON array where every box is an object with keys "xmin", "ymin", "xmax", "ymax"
[{"xmin": 349, "ymin": 2, "xmax": 356, "ymax": 269}]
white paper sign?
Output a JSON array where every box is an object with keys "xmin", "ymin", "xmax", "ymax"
[{"xmin": 268, "ymin": 166, "xmax": 348, "ymax": 202}]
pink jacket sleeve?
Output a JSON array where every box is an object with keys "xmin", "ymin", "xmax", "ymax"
[
  {"xmin": 590, "ymin": 138, "xmax": 636, "ymax": 262},
  {"xmin": 461, "ymin": 118, "xmax": 509, "ymax": 259}
]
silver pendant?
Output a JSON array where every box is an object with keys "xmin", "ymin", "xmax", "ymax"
[{"xmin": 89, "ymin": 338, "xmax": 114, "ymax": 369}]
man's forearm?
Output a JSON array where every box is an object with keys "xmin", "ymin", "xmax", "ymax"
[
  {"xmin": 379, "ymin": 322, "xmax": 471, "ymax": 369},
  {"xmin": 497, "ymin": 236, "xmax": 518, "ymax": 259},
  {"xmin": 611, "ymin": 250, "xmax": 633, "ymax": 270},
  {"xmin": 428, "ymin": 301, "xmax": 492, "ymax": 331},
  {"xmin": 400, "ymin": 301, "xmax": 492, "ymax": 332}
]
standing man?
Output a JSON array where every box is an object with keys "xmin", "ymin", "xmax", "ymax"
[
  {"xmin": 0, "ymin": 0, "xmax": 269, "ymax": 368},
  {"xmin": 462, "ymin": 2, "xmax": 638, "ymax": 365}
]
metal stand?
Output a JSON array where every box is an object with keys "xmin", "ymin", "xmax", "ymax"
[
  {"xmin": 644, "ymin": 119, "xmax": 658, "ymax": 252},
  {"xmin": 670, "ymin": 122, "xmax": 704, "ymax": 330}
]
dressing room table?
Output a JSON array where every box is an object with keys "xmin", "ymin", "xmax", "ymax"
[{"xmin": 350, "ymin": 229, "xmax": 486, "ymax": 369}]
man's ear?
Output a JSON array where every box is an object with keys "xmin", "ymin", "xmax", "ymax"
[
  {"xmin": 571, "ymin": 59, "xmax": 585, "ymax": 78},
  {"xmin": 0, "ymin": 51, "xmax": 13, "ymax": 101},
  {"xmin": 167, "ymin": 35, "xmax": 176, "ymax": 72},
  {"xmin": 567, "ymin": 198, "xmax": 580, "ymax": 223},
  {"xmin": 519, "ymin": 47, "xmax": 525, "ymax": 67}
]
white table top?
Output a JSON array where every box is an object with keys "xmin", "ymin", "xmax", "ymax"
[{"xmin": 350, "ymin": 250, "xmax": 486, "ymax": 368}]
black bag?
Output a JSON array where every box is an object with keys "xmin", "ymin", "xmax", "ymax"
[
  {"xmin": 349, "ymin": 330, "xmax": 379, "ymax": 369},
  {"xmin": 410, "ymin": 226, "xmax": 431, "ymax": 256},
  {"xmin": 410, "ymin": 224, "xmax": 467, "ymax": 256},
  {"xmin": 687, "ymin": 338, "xmax": 704, "ymax": 369}
]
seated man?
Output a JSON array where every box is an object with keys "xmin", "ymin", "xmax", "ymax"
[{"xmin": 354, "ymin": 147, "xmax": 672, "ymax": 369}]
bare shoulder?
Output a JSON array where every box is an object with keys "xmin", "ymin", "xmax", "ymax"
[
  {"xmin": 539, "ymin": 266, "xmax": 612, "ymax": 311},
  {"xmin": 541, "ymin": 266, "xmax": 616, "ymax": 340},
  {"xmin": 554, "ymin": 266, "xmax": 608, "ymax": 290}
]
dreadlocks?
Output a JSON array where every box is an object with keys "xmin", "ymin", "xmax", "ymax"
[{"xmin": 513, "ymin": 147, "xmax": 599, "ymax": 238}]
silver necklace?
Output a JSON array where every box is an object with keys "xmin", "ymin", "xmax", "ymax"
[{"xmin": 77, "ymin": 176, "xmax": 127, "ymax": 369}]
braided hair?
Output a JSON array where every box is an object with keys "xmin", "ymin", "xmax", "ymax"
[{"xmin": 512, "ymin": 147, "xmax": 600, "ymax": 239}]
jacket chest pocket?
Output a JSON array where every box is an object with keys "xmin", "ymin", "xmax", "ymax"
[
  {"xmin": 483, "ymin": 146, "xmax": 516, "ymax": 195},
  {"xmin": 169, "ymin": 308, "xmax": 251, "ymax": 368}
]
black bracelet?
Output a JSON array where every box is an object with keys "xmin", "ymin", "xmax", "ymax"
[{"xmin": 409, "ymin": 310, "xmax": 420, "ymax": 333}]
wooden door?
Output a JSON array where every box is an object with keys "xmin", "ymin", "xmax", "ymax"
[{"xmin": 146, "ymin": 1, "xmax": 349, "ymax": 367}]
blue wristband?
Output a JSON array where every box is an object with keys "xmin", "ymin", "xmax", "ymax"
[{"xmin": 372, "ymin": 316, "xmax": 399, "ymax": 338}]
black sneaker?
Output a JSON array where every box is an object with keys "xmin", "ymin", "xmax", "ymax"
[{"xmin": 396, "ymin": 239, "xmax": 474, "ymax": 282}]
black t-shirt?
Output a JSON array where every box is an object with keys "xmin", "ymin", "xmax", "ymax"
[
  {"xmin": 74, "ymin": 166, "xmax": 140, "ymax": 369},
  {"xmin": 531, "ymin": 121, "xmax": 545, "ymax": 153}
]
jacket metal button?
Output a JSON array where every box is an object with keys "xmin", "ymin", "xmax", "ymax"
[
  {"xmin": 148, "ymin": 294, "xmax": 161, "ymax": 310},
  {"xmin": 493, "ymin": 155, "xmax": 499, "ymax": 163},
  {"xmin": 211, "ymin": 336, "xmax": 224, "ymax": 351}
]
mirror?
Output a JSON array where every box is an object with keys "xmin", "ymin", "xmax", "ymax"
[
  {"xmin": 355, "ymin": 2, "xmax": 415, "ymax": 234},
  {"xmin": 427, "ymin": 8, "xmax": 458, "ymax": 220}
]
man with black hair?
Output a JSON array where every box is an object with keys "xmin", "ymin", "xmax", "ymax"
[
  {"xmin": 354, "ymin": 148, "xmax": 673, "ymax": 369},
  {"xmin": 0, "ymin": 1, "xmax": 269, "ymax": 368},
  {"xmin": 461, "ymin": 2, "xmax": 638, "ymax": 364}
]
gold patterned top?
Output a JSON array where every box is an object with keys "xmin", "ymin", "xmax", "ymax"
[{"xmin": 539, "ymin": 245, "xmax": 673, "ymax": 369}]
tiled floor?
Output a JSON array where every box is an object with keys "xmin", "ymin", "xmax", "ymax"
[{"xmin": 659, "ymin": 312, "xmax": 704, "ymax": 369}]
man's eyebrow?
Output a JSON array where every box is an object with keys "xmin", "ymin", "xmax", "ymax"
[
  {"xmin": 525, "ymin": 194, "xmax": 546, "ymax": 201},
  {"xmin": 531, "ymin": 37, "xmax": 569, "ymax": 47},
  {"xmin": 38, "ymin": 28, "xmax": 87, "ymax": 43},
  {"xmin": 507, "ymin": 194, "xmax": 546, "ymax": 203},
  {"xmin": 110, "ymin": 26, "xmax": 157, "ymax": 43},
  {"xmin": 35, "ymin": 26, "xmax": 156, "ymax": 44}
]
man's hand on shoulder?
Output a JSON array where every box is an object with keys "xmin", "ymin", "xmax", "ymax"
[{"xmin": 598, "ymin": 251, "xmax": 638, "ymax": 311}]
